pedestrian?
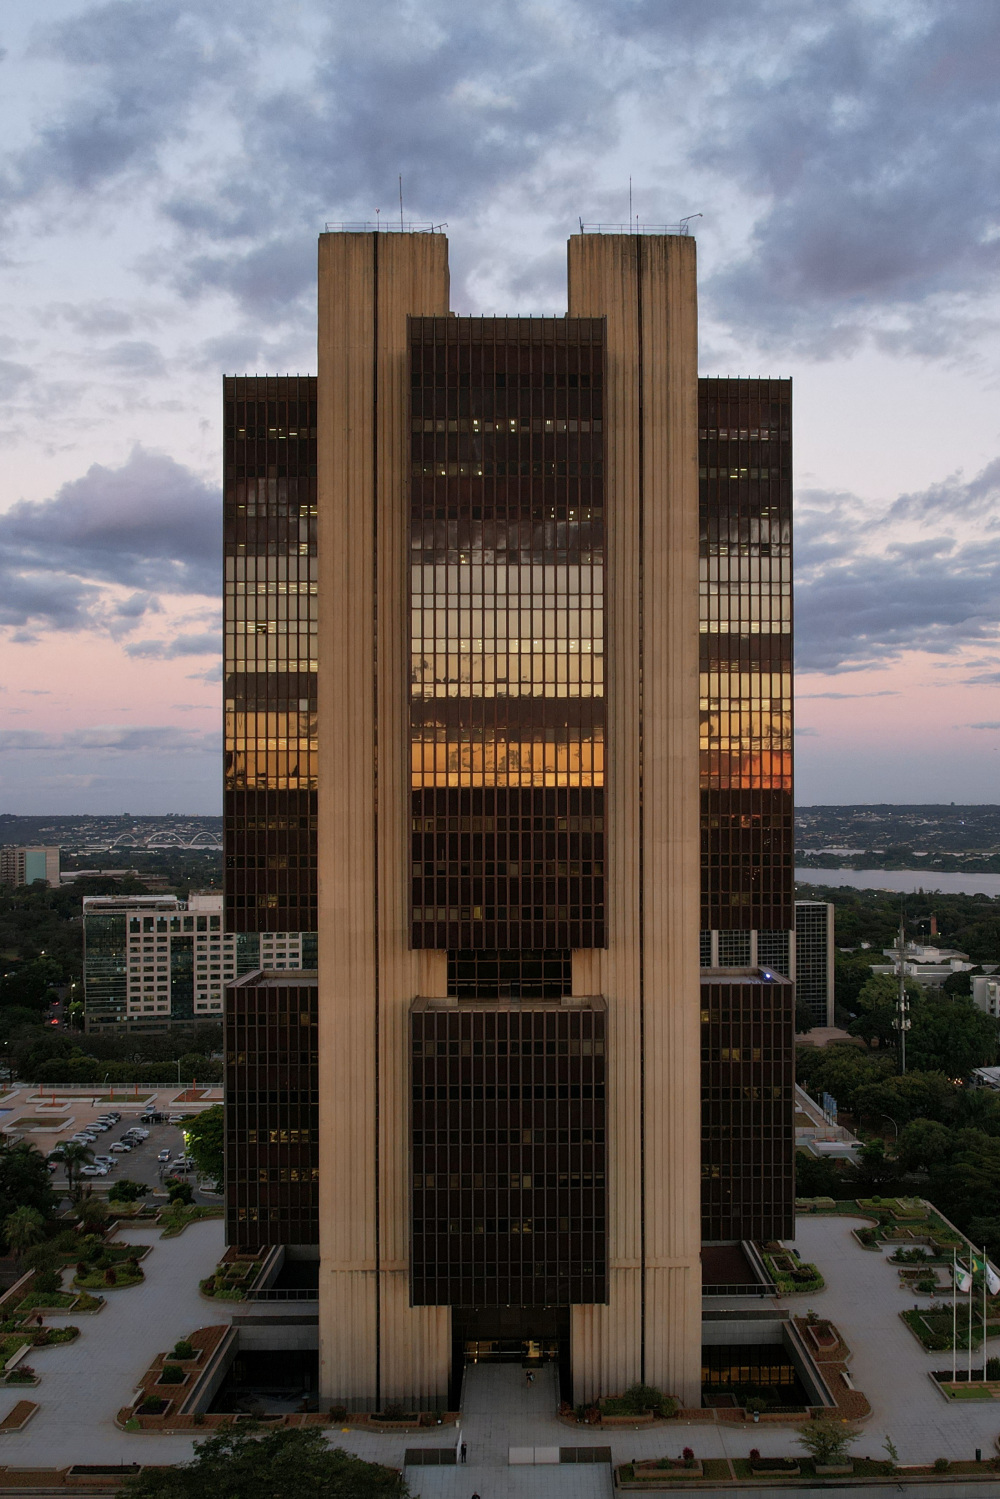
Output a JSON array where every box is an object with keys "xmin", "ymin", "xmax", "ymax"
[{"xmin": 460, "ymin": 1441, "xmax": 467, "ymax": 1463}]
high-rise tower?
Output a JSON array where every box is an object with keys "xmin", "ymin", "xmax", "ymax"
[{"xmin": 222, "ymin": 228, "xmax": 794, "ymax": 1414}]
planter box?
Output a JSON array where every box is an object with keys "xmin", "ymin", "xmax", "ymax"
[
  {"xmin": 751, "ymin": 1460, "xmax": 800, "ymax": 1475},
  {"xmin": 601, "ymin": 1411, "xmax": 655, "ymax": 1426},
  {"xmin": 635, "ymin": 1460, "xmax": 704, "ymax": 1479},
  {"xmin": 815, "ymin": 1462, "xmax": 853, "ymax": 1474},
  {"xmin": 136, "ymin": 1401, "xmax": 173, "ymax": 1421},
  {"xmin": 0, "ymin": 1401, "xmax": 38, "ymax": 1432},
  {"xmin": 155, "ymin": 1374, "xmax": 189, "ymax": 1390}
]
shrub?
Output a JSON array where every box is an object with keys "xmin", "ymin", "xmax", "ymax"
[
  {"xmin": 193, "ymin": 1411, "xmax": 205, "ymax": 1425},
  {"xmin": 328, "ymin": 1405, "xmax": 347, "ymax": 1422},
  {"xmin": 986, "ymin": 1357, "xmax": 1000, "ymax": 1379},
  {"xmin": 172, "ymin": 1340, "xmax": 194, "ymax": 1360},
  {"xmin": 76, "ymin": 1261, "xmax": 87, "ymax": 1277},
  {"xmin": 381, "ymin": 1401, "xmax": 406, "ymax": 1421},
  {"xmin": 619, "ymin": 1382, "xmax": 672, "ymax": 1416},
  {"xmin": 797, "ymin": 1417, "xmax": 860, "ymax": 1467},
  {"xmin": 934, "ymin": 1457, "xmax": 949, "ymax": 1472},
  {"xmin": 749, "ymin": 1448, "xmax": 760, "ymax": 1461},
  {"xmin": 917, "ymin": 1278, "xmax": 936, "ymax": 1293},
  {"xmin": 34, "ymin": 1269, "xmax": 60, "ymax": 1296},
  {"xmin": 138, "ymin": 1397, "xmax": 167, "ymax": 1415},
  {"xmin": 103, "ymin": 1267, "xmax": 117, "ymax": 1286},
  {"xmin": 108, "ymin": 1179, "xmax": 147, "ymax": 1203},
  {"xmin": 682, "ymin": 1447, "xmax": 694, "ymax": 1463},
  {"xmin": 168, "ymin": 1181, "xmax": 194, "ymax": 1206},
  {"xmin": 159, "ymin": 1364, "xmax": 184, "ymax": 1384}
]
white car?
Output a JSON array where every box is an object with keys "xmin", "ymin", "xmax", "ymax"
[
  {"xmin": 168, "ymin": 1115, "xmax": 186, "ymax": 1124},
  {"xmin": 109, "ymin": 1143, "xmax": 131, "ymax": 1153},
  {"xmin": 93, "ymin": 1155, "xmax": 115, "ymax": 1168},
  {"xmin": 80, "ymin": 1164, "xmax": 108, "ymax": 1176},
  {"xmin": 169, "ymin": 1160, "xmax": 192, "ymax": 1172},
  {"xmin": 157, "ymin": 1149, "xmax": 171, "ymax": 1162}
]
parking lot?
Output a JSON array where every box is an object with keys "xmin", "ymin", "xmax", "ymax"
[
  {"xmin": 0, "ymin": 1086, "xmax": 223, "ymax": 1204},
  {"xmin": 51, "ymin": 1119, "xmax": 207, "ymax": 1195}
]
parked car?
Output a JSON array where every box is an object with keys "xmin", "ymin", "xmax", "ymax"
[
  {"xmin": 80, "ymin": 1164, "xmax": 108, "ymax": 1176},
  {"xmin": 109, "ymin": 1143, "xmax": 131, "ymax": 1153},
  {"xmin": 157, "ymin": 1148, "xmax": 171, "ymax": 1162},
  {"xmin": 167, "ymin": 1115, "xmax": 187, "ymax": 1124},
  {"xmin": 169, "ymin": 1160, "xmax": 192, "ymax": 1172},
  {"xmin": 93, "ymin": 1155, "xmax": 115, "ymax": 1168}
]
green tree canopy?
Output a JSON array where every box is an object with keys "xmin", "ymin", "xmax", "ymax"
[
  {"xmin": 907, "ymin": 993, "xmax": 997, "ymax": 1075},
  {"xmin": 182, "ymin": 1105, "xmax": 224, "ymax": 1184},
  {"xmin": 0, "ymin": 1139, "xmax": 54, "ymax": 1227},
  {"xmin": 852, "ymin": 1070, "xmax": 957, "ymax": 1130},
  {"xmin": 121, "ymin": 1423, "xmax": 408, "ymax": 1498},
  {"xmin": 3, "ymin": 1205, "xmax": 46, "ymax": 1258}
]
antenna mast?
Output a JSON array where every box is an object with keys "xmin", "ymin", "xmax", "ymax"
[{"xmin": 892, "ymin": 909, "xmax": 910, "ymax": 1073}]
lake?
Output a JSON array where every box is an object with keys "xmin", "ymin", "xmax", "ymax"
[{"xmin": 795, "ymin": 867, "xmax": 1000, "ymax": 898}]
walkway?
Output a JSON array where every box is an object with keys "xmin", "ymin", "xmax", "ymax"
[
  {"xmin": 0, "ymin": 1218, "xmax": 227, "ymax": 1467},
  {"xmin": 404, "ymin": 1364, "xmax": 612, "ymax": 1499}
]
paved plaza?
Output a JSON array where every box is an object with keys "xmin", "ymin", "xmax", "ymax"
[{"xmin": 0, "ymin": 1211, "xmax": 995, "ymax": 1494}]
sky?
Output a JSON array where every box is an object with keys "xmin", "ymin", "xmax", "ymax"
[{"xmin": 1, "ymin": 0, "xmax": 999, "ymax": 813}]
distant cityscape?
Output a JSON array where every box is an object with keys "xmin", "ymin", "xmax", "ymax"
[
  {"xmin": 3, "ymin": 807, "xmax": 998, "ymax": 871},
  {"xmin": 797, "ymin": 804, "xmax": 1000, "ymax": 872}
]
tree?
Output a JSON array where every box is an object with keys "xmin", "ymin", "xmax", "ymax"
[
  {"xmin": 54, "ymin": 1141, "xmax": 93, "ymax": 1200},
  {"xmin": 183, "ymin": 1105, "xmax": 224, "ymax": 1185},
  {"xmin": 795, "ymin": 998, "xmax": 817, "ymax": 1034},
  {"xmin": 896, "ymin": 1118, "xmax": 956, "ymax": 1175},
  {"xmin": 907, "ymin": 994, "xmax": 997, "ymax": 1076},
  {"xmin": 108, "ymin": 1178, "xmax": 148, "ymax": 1203},
  {"xmin": 796, "ymin": 1417, "xmax": 860, "ymax": 1468},
  {"xmin": 120, "ymin": 1422, "xmax": 409, "ymax": 1498},
  {"xmin": 795, "ymin": 1151, "xmax": 852, "ymax": 1199},
  {"xmin": 0, "ymin": 1139, "xmax": 55, "ymax": 1223},
  {"xmin": 849, "ymin": 974, "xmax": 922, "ymax": 1051},
  {"xmin": 846, "ymin": 1138, "xmax": 899, "ymax": 1192},
  {"xmin": 852, "ymin": 1071, "xmax": 957, "ymax": 1130},
  {"xmin": 3, "ymin": 1206, "xmax": 46, "ymax": 1259},
  {"xmin": 835, "ymin": 953, "xmax": 881, "ymax": 1011}
]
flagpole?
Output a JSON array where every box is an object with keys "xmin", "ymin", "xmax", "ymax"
[
  {"xmin": 952, "ymin": 1249, "xmax": 957, "ymax": 1385},
  {"xmin": 968, "ymin": 1253, "xmax": 973, "ymax": 1384},
  {"xmin": 983, "ymin": 1247, "xmax": 989, "ymax": 1382}
]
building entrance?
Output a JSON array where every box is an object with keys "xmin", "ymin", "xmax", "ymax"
[{"xmin": 451, "ymin": 1306, "xmax": 570, "ymax": 1408}]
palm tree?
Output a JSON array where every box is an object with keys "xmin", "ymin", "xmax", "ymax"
[
  {"xmin": 4, "ymin": 1206, "xmax": 45, "ymax": 1260},
  {"xmin": 56, "ymin": 1142, "xmax": 93, "ymax": 1201}
]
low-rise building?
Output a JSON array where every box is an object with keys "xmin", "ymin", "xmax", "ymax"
[
  {"xmin": 83, "ymin": 892, "xmax": 315, "ymax": 1032},
  {"xmin": 870, "ymin": 942, "xmax": 974, "ymax": 988}
]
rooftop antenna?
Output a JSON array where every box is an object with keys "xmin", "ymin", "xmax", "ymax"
[
  {"xmin": 892, "ymin": 903, "xmax": 910, "ymax": 1074},
  {"xmin": 375, "ymin": 207, "xmax": 380, "ymax": 230},
  {"xmin": 629, "ymin": 176, "xmax": 632, "ymax": 232},
  {"xmin": 678, "ymin": 213, "xmax": 703, "ymax": 234},
  {"xmin": 399, "ymin": 175, "xmax": 404, "ymax": 231}
]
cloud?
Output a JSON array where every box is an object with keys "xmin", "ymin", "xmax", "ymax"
[
  {"xmin": 100, "ymin": 340, "xmax": 167, "ymax": 377},
  {"xmin": 797, "ymin": 691, "xmax": 899, "ymax": 700},
  {"xmin": 700, "ymin": 3, "xmax": 1000, "ymax": 353},
  {"xmin": 969, "ymin": 722, "xmax": 1000, "ymax": 730},
  {"xmin": 0, "ymin": 724, "xmax": 218, "ymax": 754},
  {"xmin": 0, "ymin": 447, "xmax": 219, "ymax": 634},
  {"xmin": 795, "ymin": 460, "xmax": 1000, "ymax": 674},
  {"xmin": 124, "ymin": 630, "xmax": 219, "ymax": 659},
  {"xmin": 795, "ymin": 726, "xmax": 819, "ymax": 736}
]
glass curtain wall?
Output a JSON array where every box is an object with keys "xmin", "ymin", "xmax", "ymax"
[
  {"xmin": 409, "ymin": 318, "xmax": 606, "ymax": 960},
  {"xmin": 223, "ymin": 376, "xmax": 318, "ymax": 933}
]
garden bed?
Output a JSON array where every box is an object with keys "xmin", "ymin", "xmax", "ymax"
[{"xmin": 0, "ymin": 1400, "xmax": 38, "ymax": 1432}]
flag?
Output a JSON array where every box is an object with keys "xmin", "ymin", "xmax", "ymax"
[
  {"xmin": 955, "ymin": 1267, "xmax": 972, "ymax": 1294},
  {"xmin": 972, "ymin": 1254, "xmax": 1000, "ymax": 1297}
]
